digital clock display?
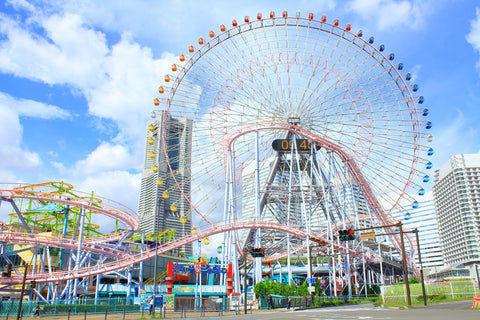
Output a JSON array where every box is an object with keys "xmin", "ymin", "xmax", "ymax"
[{"xmin": 271, "ymin": 139, "xmax": 320, "ymax": 152}]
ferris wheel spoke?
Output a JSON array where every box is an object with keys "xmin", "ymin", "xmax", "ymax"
[{"xmin": 155, "ymin": 13, "xmax": 430, "ymax": 267}]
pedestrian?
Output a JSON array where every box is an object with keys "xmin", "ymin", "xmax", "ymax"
[
  {"xmin": 267, "ymin": 294, "xmax": 273, "ymax": 310},
  {"xmin": 286, "ymin": 296, "xmax": 291, "ymax": 310},
  {"xmin": 149, "ymin": 296, "xmax": 154, "ymax": 315},
  {"xmin": 34, "ymin": 302, "xmax": 40, "ymax": 317}
]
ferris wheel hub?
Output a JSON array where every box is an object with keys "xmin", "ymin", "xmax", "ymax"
[{"xmin": 287, "ymin": 116, "xmax": 301, "ymax": 126}]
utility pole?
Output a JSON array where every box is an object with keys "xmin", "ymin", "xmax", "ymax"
[
  {"xmin": 243, "ymin": 256, "xmax": 247, "ymax": 314},
  {"xmin": 351, "ymin": 221, "xmax": 413, "ymax": 306},
  {"xmin": 17, "ymin": 263, "xmax": 29, "ymax": 320},
  {"xmin": 414, "ymin": 229, "xmax": 427, "ymax": 306},
  {"xmin": 398, "ymin": 222, "xmax": 411, "ymax": 306}
]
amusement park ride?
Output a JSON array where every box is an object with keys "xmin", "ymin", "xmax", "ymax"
[{"xmin": 1, "ymin": 10, "xmax": 433, "ymax": 304}]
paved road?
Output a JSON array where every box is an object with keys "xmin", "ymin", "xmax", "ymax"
[{"xmin": 219, "ymin": 301, "xmax": 478, "ymax": 320}]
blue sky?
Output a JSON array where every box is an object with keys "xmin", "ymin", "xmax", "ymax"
[{"xmin": 1, "ymin": 0, "xmax": 480, "ymax": 221}]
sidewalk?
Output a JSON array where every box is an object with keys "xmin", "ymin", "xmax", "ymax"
[{"xmin": 1, "ymin": 307, "xmax": 289, "ymax": 320}]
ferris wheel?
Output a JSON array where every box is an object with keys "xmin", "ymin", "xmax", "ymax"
[{"xmin": 152, "ymin": 11, "xmax": 432, "ymax": 266}]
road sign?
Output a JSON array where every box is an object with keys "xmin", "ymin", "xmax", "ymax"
[
  {"xmin": 320, "ymin": 284, "xmax": 325, "ymax": 289},
  {"xmin": 360, "ymin": 231, "xmax": 377, "ymax": 240},
  {"xmin": 307, "ymin": 277, "xmax": 315, "ymax": 284}
]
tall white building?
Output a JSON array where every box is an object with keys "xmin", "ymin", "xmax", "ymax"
[
  {"xmin": 138, "ymin": 112, "xmax": 193, "ymax": 255},
  {"xmin": 433, "ymin": 154, "xmax": 480, "ymax": 269},
  {"xmin": 387, "ymin": 191, "xmax": 444, "ymax": 270}
]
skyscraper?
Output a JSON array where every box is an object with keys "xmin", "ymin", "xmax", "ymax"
[
  {"xmin": 387, "ymin": 191, "xmax": 444, "ymax": 270},
  {"xmin": 433, "ymin": 154, "xmax": 480, "ymax": 270},
  {"xmin": 138, "ymin": 111, "xmax": 193, "ymax": 255}
]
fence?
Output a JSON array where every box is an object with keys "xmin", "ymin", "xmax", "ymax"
[
  {"xmin": 0, "ymin": 297, "xmax": 140, "ymax": 318},
  {"xmin": 257, "ymin": 294, "xmax": 375, "ymax": 309},
  {"xmin": 381, "ymin": 280, "xmax": 479, "ymax": 304}
]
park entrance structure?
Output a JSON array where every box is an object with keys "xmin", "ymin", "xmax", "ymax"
[{"xmin": 153, "ymin": 10, "xmax": 433, "ymax": 294}]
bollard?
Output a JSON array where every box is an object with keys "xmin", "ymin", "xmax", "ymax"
[
  {"xmin": 6, "ymin": 312, "xmax": 9, "ymax": 320},
  {"xmin": 123, "ymin": 308, "xmax": 126, "ymax": 320},
  {"xmin": 104, "ymin": 308, "xmax": 108, "ymax": 320},
  {"xmin": 67, "ymin": 309, "xmax": 71, "ymax": 320},
  {"xmin": 84, "ymin": 309, "xmax": 87, "ymax": 320}
]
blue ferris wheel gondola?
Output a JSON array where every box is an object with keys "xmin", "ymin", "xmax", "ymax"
[{"xmin": 418, "ymin": 188, "xmax": 425, "ymax": 196}]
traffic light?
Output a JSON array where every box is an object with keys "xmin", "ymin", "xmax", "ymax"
[
  {"xmin": 251, "ymin": 248, "xmax": 265, "ymax": 257},
  {"xmin": 338, "ymin": 229, "xmax": 355, "ymax": 241}
]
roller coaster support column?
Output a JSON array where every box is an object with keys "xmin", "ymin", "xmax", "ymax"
[
  {"xmin": 59, "ymin": 199, "xmax": 70, "ymax": 268},
  {"xmin": 126, "ymin": 267, "xmax": 132, "ymax": 303},
  {"xmin": 95, "ymin": 274, "xmax": 102, "ymax": 304},
  {"xmin": 139, "ymin": 232, "xmax": 145, "ymax": 293},
  {"xmin": 166, "ymin": 262, "xmax": 174, "ymax": 294},
  {"xmin": 73, "ymin": 207, "xmax": 86, "ymax": 300},
  {"xmin": 226, "ymin": 263, "xmax": 233, "ymax": 296}
]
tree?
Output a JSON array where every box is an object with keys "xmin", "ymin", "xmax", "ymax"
[
  {"xmin": 296, "ymin": 282, "xmax": 309, "ymax": 296},
  {"xmin": 254, "ymin": 281, "xmax": 267, "ymax": 296}
]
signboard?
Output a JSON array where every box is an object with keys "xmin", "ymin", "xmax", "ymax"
[
  {"xmin": 307, "ymin": 277, "xmax": 315, "ymax": 284},
  {"xmin": 360, "ymin": 232, "xmax": 376, "ymax": 240},
  {"xmin": 139, "ymin": 295, "xmax": 150, "ymax": 311},
  {"xmin": 173, "ymin": 262, "xmax": 228, "ymax": 274},
  {"xmin": 163, "ymin": 294, "xmax": 175, "ymax": 312}
]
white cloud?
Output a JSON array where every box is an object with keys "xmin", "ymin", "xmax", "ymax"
[
  {"xmin": 345, "ymin": 0, "xmax": 431, "ymax": 31},
  {"xmin": 0, "ymin": 97, "xmax": 55, "ymax": 173},
  {"xmin": 76, "ymin": 170, "xmax": 142, "ymax": 216},
  {"xmin": 0, "ymin": 116, "xmax": 40, "ymax": 170},
  {"xmin": 0, "ymin": 12, "xmax": 108, "ymax": 88},
  {"xmin": 0, "ymin": 92, "xmax": 72, "ymax": 176},
  {"xmin": 467, "ymin": 7, "xmax": 480, "ymax": 71},
  {"xmin": 86, "ymin": 38, "xmax": 176, "ymax": 144},
  {"xmin": 0, "ymin": 92, "xmax": 72, "ymax": 119},
  {"xmin": 0, "ymin": 5, "xmax": 177, "ymax": 205},
  {"xmin": 74, "ymin": 142, "xmax": 137, "ymax": 176}
]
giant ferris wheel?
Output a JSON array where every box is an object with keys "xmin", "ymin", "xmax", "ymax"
[{"xmin": 152, "ymin": 11, "xmax": 433, "ymax": 289}]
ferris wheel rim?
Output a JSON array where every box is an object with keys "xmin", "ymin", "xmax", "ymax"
[{"xmin": 155, "ymin": 11, "xmax": 429, "ymax": 238}]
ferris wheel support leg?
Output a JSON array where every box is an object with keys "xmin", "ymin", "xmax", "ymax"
[
  {"xmin": 221, "ymin": 153, "xmax": 231, "ymax": 288},
  {"xmin": 254, "ymin": 132, "xmax": 262, "ymax": 286}
]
